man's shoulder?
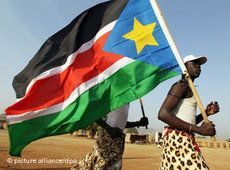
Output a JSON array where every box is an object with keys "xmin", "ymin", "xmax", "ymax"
[
  {"xmin": 170, "ymin": 79, "xmax": 189, "ymax": 96},
  {"xmin": 172, "ymin": 79, "xmax": 188, "ymax": 88}
]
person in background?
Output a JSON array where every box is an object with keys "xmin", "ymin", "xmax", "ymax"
[
  {"xmin": 72, "ymin": 103, "xmax": 148, "ymax": 170},
  {"xmin": 158, "ymin": 55, "xmax": 220, "ymax": 169}
]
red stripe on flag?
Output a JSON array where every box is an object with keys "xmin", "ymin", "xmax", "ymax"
[{"xmin": 6, "ymin": 32, "xmax": 124, "ymax": 115}]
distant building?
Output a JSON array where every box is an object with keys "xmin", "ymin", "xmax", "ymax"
[
  {"xmin": 125, "ymin": 133, "xmax": 149, "ymax": 144},
  {"xmin": 125, "ymin": 128, "xmax": 164, "ymax": 144}
]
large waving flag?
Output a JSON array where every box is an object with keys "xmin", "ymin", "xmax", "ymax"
[{"xmin": 5, "ymin": 0, "xmax": 186, "ymax": 156}]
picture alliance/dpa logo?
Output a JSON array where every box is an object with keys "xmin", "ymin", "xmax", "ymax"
[{"xmin": 7, "ymin": 158, "xmax": 77, "ymax": 165}]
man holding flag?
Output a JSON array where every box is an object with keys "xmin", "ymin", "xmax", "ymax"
[
  {"xmin": 158, "ymin": 55, "xmax": 220, "ymax": 169},
  {"xmin": 5, "ymin": 0, "xmax": 187, "ymax": 159}
]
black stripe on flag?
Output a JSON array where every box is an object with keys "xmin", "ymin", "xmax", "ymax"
[{"xmin": 13, "ymin": 0, "xmax": 128, "ymax": 98}]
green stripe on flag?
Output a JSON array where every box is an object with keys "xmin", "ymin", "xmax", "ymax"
[{"xmin": 8, "ymin": 60, "xmax": 179, "ymax": 156}]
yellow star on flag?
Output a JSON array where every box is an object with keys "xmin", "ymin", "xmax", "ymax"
[{"xmin": 123, "ymin": 18, "xmax": 159, "ymax": 54}]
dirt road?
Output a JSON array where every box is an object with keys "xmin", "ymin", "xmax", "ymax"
[{"xmin": 0, "ymin": 130, "xmax": 230, "ymax": 169}]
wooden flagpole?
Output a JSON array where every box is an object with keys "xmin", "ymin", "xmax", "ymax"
[
  {"xmin": 185, "ymin": 73, "xmax": 216, "ymax": 141},
  {"xmin": 152, "ymin": 0, "xmax": 216, "ymax": 141},
  {"xmin": 139, "ymin": 98, "xmax": 148, "ymax": 129}
]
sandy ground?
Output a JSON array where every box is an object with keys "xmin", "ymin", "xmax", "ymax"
[{"xmin": 0, "ymin": 130, "xmax": 230, "ymax": 170}]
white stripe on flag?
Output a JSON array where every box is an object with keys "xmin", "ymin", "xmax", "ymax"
[{"xmin": 7, "ymin": 57, "xmax": 134, "ymax": 125}]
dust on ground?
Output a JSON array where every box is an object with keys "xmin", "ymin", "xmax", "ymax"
[{"xmin": 0, "ymin": 130, "xmax": 230, "ymax": 169}]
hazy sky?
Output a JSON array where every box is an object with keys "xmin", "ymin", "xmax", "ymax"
[{"xmin": 0, "ymin": 0, "xmax": 229, "ymax": 140}]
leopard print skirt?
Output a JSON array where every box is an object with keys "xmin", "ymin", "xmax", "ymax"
[
  {"xmin": 71, "ymin": 128, "xmax": 125, "ymax": 170},
  {"xmin": 160, "ymin": 127, "xmax": 209, "ymax": 170}
]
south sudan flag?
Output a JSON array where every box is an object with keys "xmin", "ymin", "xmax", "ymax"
[{"xmin": 5, "ymin": 0, "xmax": 185, "ymax": 156}]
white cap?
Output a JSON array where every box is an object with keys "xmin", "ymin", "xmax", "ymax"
[{"xmin": 183, "ymin": 55, "xmax": 207, "ymax": 65}]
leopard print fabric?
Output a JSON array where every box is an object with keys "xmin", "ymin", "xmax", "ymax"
[
  {"xmin": 160, "ymin": 127, "xmax": 209, "ymax": 170},
  {"xmin": 71, "ymin": 128, "xmax": 125, "ymax": 170}
]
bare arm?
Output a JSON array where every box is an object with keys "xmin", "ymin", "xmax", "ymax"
[
  {"xmin": 126, "ymin": 117, "xmax": 149, "ymax": 128},
  {"xmin": 126, "ymin": 121, "xmax": 139, "ymax": 128},
  {"xmin": 196, "ymin": 101, "xmax": 220, "ymax": 124},
  {"xmin": 96, "ymin": 119, "xmax": 123, "ymax": 138},
  {"xmin": 158, "ymin": 82, "xmax": 216, "ymax": 136},
  {"xmin": 96, "ymin": 119, "xmax": 110, "ymax": 129}
]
